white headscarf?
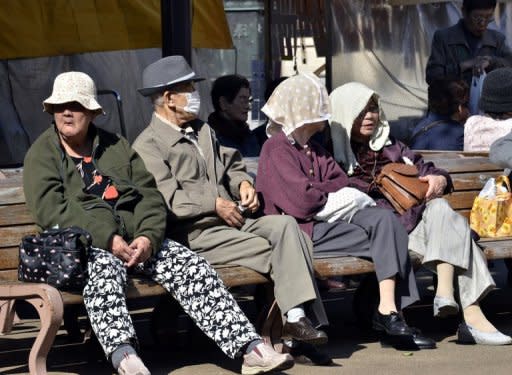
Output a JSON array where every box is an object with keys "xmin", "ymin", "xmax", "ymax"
[
  {"xmin": 262, "ymin": 73, "xmax": 331, "ymax": 137},
  {"xmin": 329, "ymin": 82, "xmax": 391, "ymax": 175}
]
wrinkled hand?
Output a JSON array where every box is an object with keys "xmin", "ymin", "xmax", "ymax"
[
  {"xmin": 126, "ymin": 236, "xmax": 152, "ymax": 268},
  {"xmin": 472, "ymin": 56, "xmax": 492, "ymax": 76},
  {"xmin": 110, "ymin": 234, "xmax": 134, "ymax": 266},
  {"xmin": 216, "ymin": 197, "xmax": 245, "ymax": 227},
  {"xmin": 239, "ymin": 180, "xmax": 259, "ymax": 213},
  {"xmin": 420, "ymin": 175, "xmax": 447, "ymax": 200}
]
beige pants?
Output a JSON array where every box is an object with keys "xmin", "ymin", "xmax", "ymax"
[
  {"xmin": 409, "ymin": 198, "xmax": 495, "ymax": 308},
  {"xmin": 188, "ymin": 214, "xmax": 328, "ymax": 326}
]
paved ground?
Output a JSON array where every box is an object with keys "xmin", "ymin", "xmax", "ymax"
[{"xmin": 2, "ymin": 262, "xmax": 512, "ymax": 375}]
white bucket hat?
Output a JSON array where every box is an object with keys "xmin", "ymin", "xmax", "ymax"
[{"xmin": 43, "ymin": 71, "xmax": 104, "ymax": 115}]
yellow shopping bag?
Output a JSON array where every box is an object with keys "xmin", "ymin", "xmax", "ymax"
[{"xmin": 470, "ymin": 175, "xmax": 512, "ymax": 237}]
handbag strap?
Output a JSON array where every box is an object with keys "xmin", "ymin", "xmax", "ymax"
[
  {"xmin": 43, "ymin": 226, "xmax": 93, "ymax": 247},
  {"xmin": 409, "ymin": 119, "xmax": 446, "ymax": 144},
  {"xmin": 67, "ymin": 226, "xmax": 93, "ymax": 247},
  {"xmin": 496, "ymin": 175, "xmax": 512, "ymax": 193}
]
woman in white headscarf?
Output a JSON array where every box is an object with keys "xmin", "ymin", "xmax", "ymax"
[
  {"xmin": 329, "ymin": 81, "xmax": 511, "ymax": 346},
  {"xmin": 256, "ymin": 73, "xmax": 435, "ymax": 349}
]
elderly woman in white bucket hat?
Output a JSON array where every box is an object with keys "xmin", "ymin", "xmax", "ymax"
[
  {"xmin": 256, "ymin": 73, "xmax": 435, "ymax": 350},
  {"xmin": 23, "ymin": 71, "xmax": 294, "ymax": 375}
]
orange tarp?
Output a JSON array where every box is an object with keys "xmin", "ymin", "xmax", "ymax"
[{"xmin": 0, "ymin": 0, "xmax": 232, "ymax": 60}]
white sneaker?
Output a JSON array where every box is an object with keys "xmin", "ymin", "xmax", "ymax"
[
  {"xmin": 241, "ymin": 342, "xmax": 294, "ymax": 374},
  {"xmin": 117, "ymin": 354, "xmax": 151, "ymax": 375}
]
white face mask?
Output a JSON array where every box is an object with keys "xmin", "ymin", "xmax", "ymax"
[{"xmin": 183, "ymin": 90, "xmax": 201, "ymax": 116}]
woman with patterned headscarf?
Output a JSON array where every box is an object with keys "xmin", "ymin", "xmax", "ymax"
[
  {"xmin": 256, "ymin": 73, "xmax": 434, "ymax": 350},
  {"xmin": 329, "ymin": 81, "xmax": 511, "ymax": 346}
]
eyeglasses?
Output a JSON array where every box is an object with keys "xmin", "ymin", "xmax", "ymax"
[
  {"xmin": 470, "ymin": 14, "xmax": 495, "ymax": 25},
  {"xmin": 236, "ymin": 95, "xmax": 253, "ymax": 104},
  {"xmin": 356, "ymin": 102, "xmax": 379, "ymax": 121}
]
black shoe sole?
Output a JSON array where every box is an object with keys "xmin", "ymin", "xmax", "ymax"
[
  {"xmin": 282, "ymin": 334, "xmax": 328, "ymax": 346},
  {"xmin": 379, "ymin": 333, "xmax": 437, "ymax": 350},
  {"xmin": 289, "ymin": 342, "xmax": 334, "ymax": 366}
]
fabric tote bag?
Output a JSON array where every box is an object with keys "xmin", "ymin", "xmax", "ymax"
[
  {"xmin": 314, "ymin": 187, "xmax": 376, "ymax": 223},
  {"xmin": 470, "ymin": 175, "xmax": 512, "ymax": 237}
]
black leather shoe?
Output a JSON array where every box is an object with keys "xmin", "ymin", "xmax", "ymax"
[
  {"xmin": 411, "ymin": 328, "xmax": 436, "ymax": 349},
  {"xmin": 372, "ymin": 311, "xmax": 414, "ymax": 336},
  {"xmin": 282, "ymin": 317, "xmax": 328, "ymax": 345},
  {"xmin": 381, "ymin": 328, "xmax": 436, "ymax": 350}
]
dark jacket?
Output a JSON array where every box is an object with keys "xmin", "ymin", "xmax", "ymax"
[
  {"xmin": 256, "ymin": 131, "xmax": 347, "ymax": 238},
  {"xmin": 207, "ymin": 111, "xmax": 264, "ymax": 157},
  {"xmin": 426, "ymin": 19, "xmax": 512, "ymax": 85},
  {"xmin": 409, "ymin": 112, "xmax": 464, "ymax": 151},
  {"xmin": 349, "ymin": 137, "xmax": 453, "ymax": 233},
  {"xmin": 23, "ymin": 124, "xmax": 167, "ymax": 252}
]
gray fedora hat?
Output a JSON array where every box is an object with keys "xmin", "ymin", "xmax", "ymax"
[{"xmin": 138, "ymin": 55, "xmax": 204, "ymax": 97}]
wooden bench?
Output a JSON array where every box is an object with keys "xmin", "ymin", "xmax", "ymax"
[
  {"xmin": 2, "ymin": 151, "xmax": 512, "ymax": 374},
  {"xmin": 420, "ymin": 151, "xmax": 512, "ymax": 261},
  {"xmin": 0, "ymin": 169, "xmax": 271, "ymax": 374}
]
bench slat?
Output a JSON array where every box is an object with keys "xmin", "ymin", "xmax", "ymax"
[
  {"xmin": 216, "ymin": 265, "xmax": 269, "ymax": 285},
  {"xmin": 0, "ymin": 225, "xmax": 37, "ymax": 248},
  {"xmin": 0, "ymin": 204, "xmax": 33, "ymax": 226},
  {"xmin": 450, "ymin": 171, "xmax": 503, "ymax": 191},
  {"xmin": 482, "ymin": 241, "xmax": 512, "ymax": 259},
  {"xmin": 424, "ymin": 157, "xmax": 501, "ymax": 173},
  {"xmin": 443, "ymin": 191, "xmax": 478, "ymax": 210},
  {"xmin": 0, "ymin": 176, "xmax": 25, "ymax": 205},
  {"xmin": 1, "ymin": 265, "xmax": 270, "ymax": 305},
  {"xmin": 0, "ymin": 269, "xmax": 17, "ymax": 281},
  {"xmin": 314, "ymin": 256, "xmax": 375, "ymax": 276},
  {"xmin": 0, "ymin": 247, "xmax": 19, "ymax": 270}
]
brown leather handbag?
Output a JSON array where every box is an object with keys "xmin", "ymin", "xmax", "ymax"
[{"xmin": 375, "ymin": 163, "xmax": 429, "ymax": 214}]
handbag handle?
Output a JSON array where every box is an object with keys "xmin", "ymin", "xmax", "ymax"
[
  {"xmin": 43, "ymin": 226, "xmax": 93, "ymax": 247},
  {"xmin": 495, "ymin": 175, "xmax": 511, "ymax": 194}
]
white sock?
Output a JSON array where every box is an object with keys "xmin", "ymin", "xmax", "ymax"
[{"xmin": 286, "ymin": 306, "xmax": 306, "ymax": 323}]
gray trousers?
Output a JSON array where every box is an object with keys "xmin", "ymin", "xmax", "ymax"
[
  {"xmin": 409, "ymin": 198, "xmax": 495, "ymax": 308},
  {"xmin": 312, "ymin": 207, "xmax": 419, "ymax": 309},
  {"xmin": 188, "ymin": 215, "xmax": 328, "ymax": 326}
]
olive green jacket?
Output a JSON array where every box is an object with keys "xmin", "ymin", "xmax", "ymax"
[{"xmin": 23, "ymin": 124, "xmax": 167, "ymax": 253}]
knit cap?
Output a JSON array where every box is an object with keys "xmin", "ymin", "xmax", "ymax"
[{"xmin": 479, "ymin": 68, "xmax": 512, "ymax": 113}]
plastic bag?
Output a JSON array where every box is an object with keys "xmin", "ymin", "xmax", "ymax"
[
  {"xmin": 469, "ymin": 72, "xmax": 486, "ymax": 115},
  {"xmin": 470, "ymin": 175, "xmax": 512, "ymax": 237}
]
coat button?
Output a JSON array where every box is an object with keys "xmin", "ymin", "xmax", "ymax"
[{"xmin": 309, "ymin": 168, "xmax": 314, "ymax": 176}]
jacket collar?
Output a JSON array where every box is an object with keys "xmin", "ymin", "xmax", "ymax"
[
  {"xmin": 149, "ymin": 112, "xmax": 205, "ymax": 147},
  {"xmin": 50, "ymin": 122, "xmax": 101, "ymax": 157},
  {"xmin": 445, "ymin": 19, "xmax": 500, "ymax": 49}
]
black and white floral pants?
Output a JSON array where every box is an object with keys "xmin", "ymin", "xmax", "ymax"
[{"xmin": 82, "ymin": 238, "xmax": 260, "ymax": 359}]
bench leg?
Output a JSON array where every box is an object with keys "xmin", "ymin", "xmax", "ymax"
[
  {"xmin": 26, "ymin": 289, "xmax": 64, "ymax": 375},
  {"xmin": 0, "ymin": 300, "xmax": 16, "ymax": 334},
  {"xmin": 0, "ymin": 284, "xmax": 64, "ymax": 375}
]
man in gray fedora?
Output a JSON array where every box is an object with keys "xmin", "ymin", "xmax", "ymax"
[{"xmin": 133, "ymin": 55, "xmax": 328, "ymax": 346}]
